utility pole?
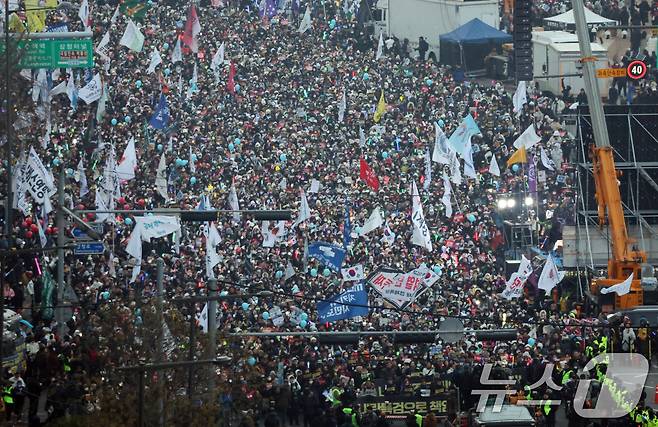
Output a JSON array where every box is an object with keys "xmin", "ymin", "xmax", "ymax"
[
  {"xmin": 3, "ymin": 0, "xmax": 12, "ymax": 237},
  {"xmin": 156, "ymin": 258, "xmax": 165, "ymax": 427},
  {"xmin": 55, "ymin": 165, "xmax": 66, "ymax": 337},
  {"xmin": 206, "ymin": 278, "xmax": 218, "ymax": 400},
  {"xmin": 570, "ymin": 0, "xmax": 610, "ymax": 148}
]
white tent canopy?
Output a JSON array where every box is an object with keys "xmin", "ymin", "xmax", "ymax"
[{"xmin": 544, "ymin": 8, "xmax": 617, "ymax": 30}]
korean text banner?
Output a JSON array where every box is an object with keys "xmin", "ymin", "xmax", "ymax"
[
  {"xmin": 308, "ymin": 241, "xmax": 346, "ymax": 272},
  {"xmin": 367, "ymin": 267, "xmax": 431, "ymax": 309},
  {"xmin": 317, "ymin": 283, "xmax": 369, "ymax": 323}
]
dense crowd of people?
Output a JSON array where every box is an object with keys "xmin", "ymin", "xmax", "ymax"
[{"xmin": 0, "ymin": 0, "xmax": 657, "ymax": 426}]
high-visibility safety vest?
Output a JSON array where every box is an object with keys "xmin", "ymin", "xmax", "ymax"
[
  {"xmin": 330, "ymin": 387, "xmax": 343, "ymax": 407},
  {"xmin": 342, "ymin": 408, "xmax": 358, "ymax": 427},
  {"xmin": 543, "ymin": 400, "xmax": 552, "ymax": 416},
  {"xmin": 3, "ymin": 386, "xmax": 13, "ymax": 404},
  {"xmin": 415, "ymin": 414, "xmax": 423, "ymax": 427},
  {"xmin": 600, "ymin": 336, "xmax": 608, "ymax": 351}
]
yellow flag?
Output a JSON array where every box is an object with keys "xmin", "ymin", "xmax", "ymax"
[
  {"xmin": 373, "ymin": 90, "xmax": 386, "ymax": 123},
  {"xmin": 506, "ymin": 145, "xmax": 527, "ymax": 167},
  {"xmin": 26, "ymin": 12, "xmax": 46, "ymax": 32},
  {"xmin": 8, "ymin": 13, "xmax": 26, "ymax": 33},
  {"xmin": 25, "ymin": 0, "xmax": 47, "ymax": 32}
]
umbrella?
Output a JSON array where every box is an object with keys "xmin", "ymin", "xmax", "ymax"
[{"xmin": 19, "ymin": 319, "xmax": 33, "ymax": 329}]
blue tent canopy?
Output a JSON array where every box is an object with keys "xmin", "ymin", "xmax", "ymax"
[
  {"xmin": 439, "ymin": 18, "xmax": 513, "ymax": 44},
  {"xmin": 439, "ymin": 19, "xmax": 512, "ymax": 72}
]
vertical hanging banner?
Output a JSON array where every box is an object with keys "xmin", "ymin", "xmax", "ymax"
[{"xmin": 22, "ymin": 147, "xmax": 56, "ymax": 203}]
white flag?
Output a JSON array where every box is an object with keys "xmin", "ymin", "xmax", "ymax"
[
  {"xmin": 512, "ymin": 81, "xmax": 527, "ymax": 115},
  {"xmin": 432, "ymin": 123, "xmax": 450, "ymax": 164},
  {"xmin": 162, "ymin": 320, "xmax": 175, "ymax": 360},
  {"xmin": 338, "ymin": 89, "xmax": 346, "ymax": 122},
  {"xmin": 171, "ymin": 38, "xmax": 183, "ymax": 63},
  {"xmin": 489, "ymin": 154, "xmax": 501, "ymax": 177},
  {"xmin": 359, "ymin": 126, "xmax": 366, "ymax": 148},
  {"xmin": 449, "ymin": 151, "xmax": 462, "ymax": 185},
  {"xmin": 441, "ymin": 173, "xmax": 453, "ymax": 218},
  {"xmin": 411, "ymin": 182, "xmax": 432, "ymax": 251},
  {"xmin": 96, "ymin": 30, "xmax": 111, "ymax": 61},
  {"xmin": 36, "ymin": 217, "xmax": 47, "ymax": 248},
  {"xmin": 463, "ymin": 141, "xmax": 477, "ymax": 179},
  {"xmin": 96, "ymin": 81, "xmax": 107, "ymax": 122},
  {"xmin": 228, "ymin": 183, "xmax": 240, "ymax": 222},
  {"xmin": 600, "ymin": 273, "xmax": 634, "ymax": 296},
  {"xmin": 205, "ymin": 222, "xmax": 222, "ymax": 278},
  {"xmin": 376, "ymin": 32, "xmax": 384, "ymax": 60},
  {"xmin": 284, "ymin": 261, "xmax": 295, "ymax": 280},
  {"xmin": 120, "ymin": 19, "xmax": 145, "ymax": 53},
  {"xmin": 110, "ymin": 4, "xmax": 120, "ymax": 23},
  {"xmin": 211, "ymin": 42, "xmax": 225, "ymax": 75},
  {"xmin": 155, "ymin": 153, "xmax": 168, "ymax": 200},
  {"xmin": 196, "ymin": 304, "xmax": 209, "ymax": 333},
  {"xmin": 32, "ymin": 69, "xmax": 47, "ymax": 103},
  {"xmin": 518, "ymin": 255, "xmax": 533, "ymax": 278},
  {"xmin": 116, "ymin": 137, "xmax": 137, "ymax": 180},
  {"xmin": 78, "ymin": 0, "xmax": 90, "ymax": 30},
  {"xmin": 423, "ymin": 146, "xmax": 432, "ymax": 191},
  {"xmin": 341, "ymin": 265, "xmax": 365, "ymax": 282},
  {"xmin": 381, "ymin": 222, "xmax": 396, "ymax": 245},
  {"xmin": 537, "ymin": 255, "xmax": 565, "ymax": 292},
  {"xmin": 540, "ymin": 147, "xmax": 555, "ymax": 171},
  {"xmin": 513, "ymin": 124, "xmax": 541, "ymax": 150},
  {"xmin": 78, "ymin": 158, "xmax": 89, "ymax": 197},
  {"xmin": 501, "ymin": 255, "xmax": 533, "ymax": 300},
  {"xmin": 189, "ymin": 147, "xmax": 196, "ymax": 174},
  {"xmin": 298, "ymin": 6, "xmax": 312, "ymax": 33},
  {"xmin": 126, "ymin": 225, "xmax": 143, "ymax": 259},
  {"xmin": 49, "ymin": 81, "xmax": 67, "ymax": 99},
  {"xmin": 78, "ymin": 74, "xmax": 102, "ymax": 104},
  {"xmin": 13, "ymin": 155, "xmax": 29, "ymax": 215},
  {"xmin": 24, "ymin": 147, "xmax": 55, "ymax": 204},
  {"xmin": 293, "ymin": 190, "xmax": 311, "ymax": 228},
  {"xmin": 146, "ymin": 48, "xmax": 163, "ymax": 74},
  {"xmin": 309, "ymin": 179, "xmax": 320, "ymax": 193},
  {"xmin": 66, "ymin": 72, "xmax": 78, "ymax": 110},
  {"xmin": 358, "ymin": 207, "xmax": 384, "ymax": 236}
]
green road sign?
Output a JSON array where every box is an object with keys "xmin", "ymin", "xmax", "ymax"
[{"xmin": 1, "ymin": 38, "xmax": 94, "ymax": 69}]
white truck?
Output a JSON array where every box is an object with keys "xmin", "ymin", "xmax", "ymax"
[
  {"xmin": 370, "ymin": 0, "xmax": 500, "ymax": 60},
  {"xmin": 532, "ymin": 30, "xmax": 609, "ymax": 96}
]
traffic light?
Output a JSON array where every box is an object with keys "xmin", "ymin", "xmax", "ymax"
[{"xmin": 514, "ymin": 0, "xmax": 533, "ymax": 81}]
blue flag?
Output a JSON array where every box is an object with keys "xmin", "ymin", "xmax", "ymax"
[
  {"xmin": 149, "ymin": 94, "xmax": 170, "ymax": 129},
  {"xmin": 447, "ymin": 114, "xmax": 480, "ymax": 158},
  {"xmin": 343, "ymin": 200, "xmax": 351, "ymax": 249},
  {"xmin": 308, "ymin": 242, "xmax": 346, "ymax": 272},
  {"xmin": 317, "ymin": 283, "xmax": 369, "ymax": 323}
]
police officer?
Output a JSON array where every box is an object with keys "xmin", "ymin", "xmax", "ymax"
[
  {"xmin": 342, "ymin": 405, "xmax": 360, "ymax": 427},
  {"xmin": 3, "ymin": 379, "xmax": 15, "ymax": 422}
]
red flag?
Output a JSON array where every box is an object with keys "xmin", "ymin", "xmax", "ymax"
[
  {"xmin": 359, "ymin": 157, "xmax": 380, "ymax": 191},
  {"xmin": 227, "ymin": 62, "xmax": 236, "ymax": 94},
  {"xmin": 182, "ymin": 5, "xmax": 201, "ymax": 53}
]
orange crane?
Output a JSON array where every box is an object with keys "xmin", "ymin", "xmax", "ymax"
[
  {"xmin": 590, "ymin": 145, "xmax": 647, "ymax": 310},
  {"xmin": 567, "ymin": 0, "xmax": 650, "ymax": 311}
]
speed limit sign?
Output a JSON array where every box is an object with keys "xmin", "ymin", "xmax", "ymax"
[{"xmin": 627, "ymin": 60, "xmax": 647, "ymax": 80}]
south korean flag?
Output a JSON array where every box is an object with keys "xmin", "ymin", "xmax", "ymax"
[{"xmin": 341, "ymin": 264, "xmax": 365, "ymax": 282}]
